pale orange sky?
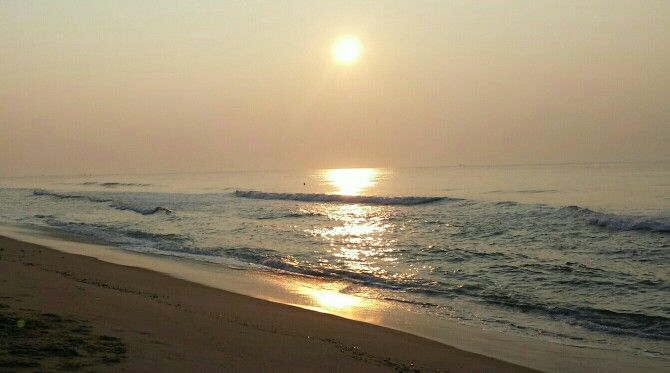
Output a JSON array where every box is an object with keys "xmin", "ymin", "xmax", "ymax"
[{"xmin": 1, "ymin": 1, "xmax": 669, "ymax": 176}]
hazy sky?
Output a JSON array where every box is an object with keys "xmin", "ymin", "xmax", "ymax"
[{"xmin": 1, "ymin": 1, "xmax": 669, "ymax": 176}]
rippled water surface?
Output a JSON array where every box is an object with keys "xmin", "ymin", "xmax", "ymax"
[{"xmin": 1, "ymin": 163, "xmax": 669, "ymax": 357}]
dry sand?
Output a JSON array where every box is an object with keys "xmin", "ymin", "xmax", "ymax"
[{"xmin": 0, "ymin": 235, "xmax": 535, "ymax": 372}]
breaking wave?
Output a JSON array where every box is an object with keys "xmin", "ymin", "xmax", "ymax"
[
  {"xmin": 42, "ymin": 218, "xmax": 185, "ymax": 245},
  {"xmin": 32, "ymin": 189, "xmax": 171, "ymax": 216},
  {"xmin": 560, "ymin": 205, "xmax": 670, "ymax": 233},
  {"xmin": 234, "ymin": 190, "xmax": 446, "ymax": 206},
  {"xmin": 479, "ymin": 289, "xmax": 670, "ymax": 341}
]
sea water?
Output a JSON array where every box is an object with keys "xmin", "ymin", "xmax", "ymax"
[{"xmin": 1, "ymin": 163, "xmax": 668, "ymax": 358}]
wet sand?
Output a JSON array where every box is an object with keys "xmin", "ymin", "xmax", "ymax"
[{"xmin": 0, "ymin": 235, "xmax": 535, "ymax": 372}]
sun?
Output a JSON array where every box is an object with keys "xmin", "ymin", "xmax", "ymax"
[{"xmin": 332, "ymin": 36, "xmax": 361, "ymax": 64}]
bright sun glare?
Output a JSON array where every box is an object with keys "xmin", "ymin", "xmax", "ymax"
[
  {"xmin": 311, "ymin": 289, "xmax": 360, "ymax": 309},
  {"xmin": 298, "ymin": 286, "xmax": 363, "ymax": 311},
  {"xmin": 332, "ymin": 36, "xmax": 361, "ymax": 64},
  {"xmin": 325, "ymin": 168, "xmax": 376, "ymax": 195}
]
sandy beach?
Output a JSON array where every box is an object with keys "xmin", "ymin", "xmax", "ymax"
[{"xmin": 0, "ymin": 235, "xmax": 537, "ymax": 372}]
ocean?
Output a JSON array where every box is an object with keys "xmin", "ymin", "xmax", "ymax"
[{"xmin": 1, "ymin": 163, "xmax": 669, "ymax": 358}]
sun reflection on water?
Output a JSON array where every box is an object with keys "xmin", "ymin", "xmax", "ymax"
[
  {"xmin": 307, "ymin": 202, "xmax": 405, "ymax": 284},
  {"xmin": 300, "ymin": 286, "xmax": 363, "ymax": 310},
  {"xmin": 302, "ymin": 168, "xmax": 417, "ymax": 314}
]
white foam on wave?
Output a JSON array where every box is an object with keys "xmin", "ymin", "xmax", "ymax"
[{"xmin": 234, "ymin": 190, "xmax": 446, "ymax": 206}]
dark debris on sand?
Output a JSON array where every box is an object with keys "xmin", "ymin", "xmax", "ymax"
[{"xmin": 0, "ymin": 305, "xmax": 126, "ymax": 371}]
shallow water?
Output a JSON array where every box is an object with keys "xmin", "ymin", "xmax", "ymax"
[{"xmin": 1, "ymin": 163, "xmax": 669, "ymax": 358}]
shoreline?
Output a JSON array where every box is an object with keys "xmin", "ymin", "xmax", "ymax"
[
  {"xmin": 0, "ymin": 234, "xmax": 533, "ymax": 372},
  {"xmin": 1, "ymin": 227, "xmax": 668, "ymax": 372}
]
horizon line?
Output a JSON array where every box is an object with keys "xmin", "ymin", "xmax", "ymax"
[{"xmin": 1, "ymin": 159, "xmax": 669, "ymax": 179}]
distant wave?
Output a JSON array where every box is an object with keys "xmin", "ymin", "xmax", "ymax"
[
  {"xmin": 488, "ymin": 189, "xmax": 558, "ymax": 194},
  {"xmin": 32, "ymin": 189, "xmax": 171, "ymax": 216},
  {"xmin": 560, "ymin": 205, "xmax": 670, "ymax": 233},
  {"xmin": 255, "ymin": 210, "xmax": 325, "ymax": 220},
  {"xmin": 234, "ymin": 190, "xmax": 446, "ymax": 206},
  {"xmin": 33, "ymin": 189, "xmax": 108, "ymax": 203},
  {"xmin": 517, "ymin": 189, "xmax": 558, "ymax": 194},
  {"xmin": 80, "ymin": 181, "xmax": 150, "ymax": 187},
  {"xmin": 495, "ymin": 201, "xmax": 519, "ymax": 207},
  {"xmin": 109, "ymin": 202, "xmax": 172, "ymax": 216}
]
